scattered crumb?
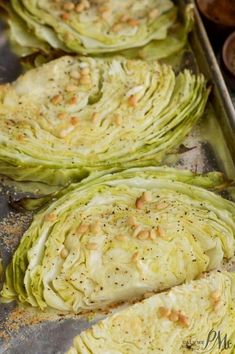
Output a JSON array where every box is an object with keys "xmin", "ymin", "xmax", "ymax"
[{"xmin": 0, "ymin": 211, "xmax": 32, "ymax": 252}]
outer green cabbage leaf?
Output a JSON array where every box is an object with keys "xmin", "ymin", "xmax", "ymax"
[
  {"xmin": 0, "ymin": 2, "xmax": 51, "ymax": 57},
  {"xmin": 9, "ymin": 0, "xmax": 69, "ymax": 52},
  {"xmin": 67, "ymin": 271, "xmax": 235, "ymax": 354},
  {"xmin": 0, "ymin": 56, "xmax": 209, "ymax": 186},
  {"xmin": 1, "ymin": 167, "xmax": 235, "ymax": 313}
]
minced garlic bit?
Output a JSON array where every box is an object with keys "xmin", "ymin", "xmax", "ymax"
[
  {"xmin": 66, "ymin": 84, "xmax": 77, "ymax": 92},
  {"xmin": 128, "ymin": 215, "xmax": 137, "ymax": 227},
  {"xmin": 159, "ymin": 307, "xmax": 171, "ymax": 318},
  {"xmin": 214, "ymin": 301, "xmax": 222, "ymax": 312},
  {"xmin": 76, "ymin": 3, "xmax": 85, "ymax": 13},
  {"xmin": 99, "ymin": 4, "xmax": 110, "ymax": 19},
  {"xmin": 80, "ymin": 75, "xmax": 91, "ymax": 85},
  {"xmin": 60, "ymin": 247, "xmax": 69, "ymax": 259},
  {"xmin": 178, "ymin": 313, "xmax": 190, "ymax": 328},
  {"xmin": 61, "ymin": 12, "xmax": 70, "ymax": 20},
  {"xmin": 113, "ymin": 114, "xmax": 122, "ymax": 126},
  {"xmin": 70, "ymin": 116, "xmax": 79, "ymax": 125},
  {"xmin": 132, "ymin": 225, "xmax": 142, "ymax": 238},
  {"xmin": 91, "ymin": 112, "xmax": 101, "ymax": 124},
  {"xmin": 149, "ymin": 229, "xmax": 157, "ymax": 240},
  {"xmin": 210, "ymin": 290, "xmax": 221, "ymax": 303},
  {"xmin": 142, "ymin": 191, "xmax": 152, "ymax": 202},
  {"xmin": 111, "ymin": 15, "xmax": 140, "ymax": 31},
  {"xmin": 119, "ymin": 14, "xmax": 129, "ymax": 23},
  {"xmin": 58, "ymin": 112, "xmax": 66, "ymax": 120},
  {"xmin": 127, "ymin": 18, "xmax": 139, "ymax": 27},
  {"xmin": 128, "ymin": 94, "xmax": 138, "ymax": 107},
  {"xmin": 169, "ymin": 310, "xmax": 179, "ymax": 322},
  {"xmin": 70, "ymin": 70, "xmax": 80, "ymax": 80},
  {"xmin": 210, "ymin": 290, "xmax": 221, "ymax": 311},
  {"xmin": 44, "ymin": 213, "xmax": 57, "ymax": 222},
  {"xmin": 148, "ymin": 8, "xmax": 159, "ymax": 20},
  {"xmin": 51, "ymin": 94, "xmax": 63, "ymax": 105},
  {"xmin": 17, "ymin": 134, "xmax": 25, "ymax": 142},
  {"xmin": 69, "ymin": 96, "xmax": 78, "ymax": 105},
  {"xmin": 112, "ymin": 23, "xmax": 122, "ymax": 32},
  {"xmin": 135, "ymin": 197, "xmax": 144, "ymax": 210},
  {"xmin": 115, "ymin": 235, "xmax": 128, "ymax": 241},
  {"xmin": 86, "ymin": 242, "xmax": 98, "ymax": 250},
  {"xmin": 81, "ymin": 67, "xmax": 90, "ymax": 76},
  {"xmin": 76, "ymin": 223, "xmax": 89, "ymax": 235},
  {"xmin": 131, "ymin": 251, "xmax": 139, "ymax": 262},
  {"xmin": 90, "ymin": 221, "xmax": 101, "ymax": 234},
  {"xmin": 136, "ymin": 191, "xmax": 152, "ymax": 209},
  {"xmin": 159, "ymin": 307, "xmax": 190, "ymax": 327},
  {"xmin": 137, "ymin": 230, "xmax": 149, "ymax": 240},
  {"xmin": 98, "ymin": 5, "xmax": 109, "ymax": 14},
  {"xmin": 101, "ymin": 10, "xmax": 110, "ymax": 20},
  {"xmin": 82, "ymin": 0, "xmax": 90, "ymax": 10},
  {"xmin": 63, "ymin": 2, "xmax": 75, "ymax": 11},
  {"xmin": 156, "ymin": 225, "xmax": 165, "ymax": 237},
  {"xmin": 59, "ymin": 130, "xmax": 68, "ymax": 139}
]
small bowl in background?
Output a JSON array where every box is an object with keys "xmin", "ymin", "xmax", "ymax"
[
  {"xmin": 223, "ymin": 32, "xmax": 235, "ymax": 76},
  {"xmin": 196, "ymin": 0, "xmax": 235, "ymax": 48},
  {"xmin": 222, "ymin": 31, "xmax": 235, "ymax": 90},
  {"xmin": 197, "ymin": 0, "xmax": 235, "ymax": 28}
]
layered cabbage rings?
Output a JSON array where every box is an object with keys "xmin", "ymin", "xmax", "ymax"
[
  {"xmin": 2, "ymin": 167, "xmax": 235, "ymax": 313},
  {"xmin": 0, "ymin": 56, "xmax": 209, "ymax": 186},
  {"xmin": 2, "ymin": 0, "xmax": 193, "ymax": 60},
  {"xmin": 67, "ymin": 271, "xmax": 235, "ymax": 354}
]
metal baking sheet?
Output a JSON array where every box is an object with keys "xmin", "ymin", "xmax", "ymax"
[{"xmin": 0, "ymin": 1, "xmax": 235, "ymax": 353}]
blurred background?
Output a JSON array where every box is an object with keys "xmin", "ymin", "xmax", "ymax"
[
  {"xmin": 196, "ymin": 0, "xmax": 235, "ymax": 104},
  {"xmin": 0, "ymin": 21, "xmax": 21, "ymax": 84}
]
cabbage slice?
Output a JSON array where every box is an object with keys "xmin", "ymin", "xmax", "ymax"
[
  {"xmin": 0, "ymin": 56, "xmax": 209, "ymax": 186},
  {"xmin": 1, "ymin": 2, "xmax": 194, "ymax": 62},
  {"xmin": 1, "ymin": 167, "xmax": 235, "ymax": 313},
  {"xmin": 8, "ymin": 0, "xmax": 176, "ymax": 54},
  {"xmin": 67, "ymin": 271, "xmax": 235, "ymax": 354}
]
